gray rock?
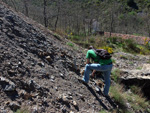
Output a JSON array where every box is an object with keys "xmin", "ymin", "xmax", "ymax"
[
  {"xmin": 0, "ymin": 76, "xmax": 16, "ymax": 91},
  {"xmin": 8, "ymin": 102, "xmax": 20, "ymax": 111}
]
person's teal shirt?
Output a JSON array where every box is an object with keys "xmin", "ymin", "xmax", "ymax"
[{"xmin": 86, "ymin": 49, "xmax": 112, "ymax": 65}]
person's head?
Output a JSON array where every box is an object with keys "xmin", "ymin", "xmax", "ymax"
[{"xmin": 88, "ymin": 46, "xmax": 94, "ymax": 50}]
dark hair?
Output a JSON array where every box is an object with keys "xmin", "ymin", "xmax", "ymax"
[{"xmin": 88, "ymin": 46, "xmax": 94, "ymax": 50}]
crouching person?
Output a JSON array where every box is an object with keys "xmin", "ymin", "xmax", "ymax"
[{"xmin": 82, "ymin": 46, "xmax": 113, "ymax": 96}]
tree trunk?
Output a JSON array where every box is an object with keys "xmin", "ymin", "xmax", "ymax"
[
  {"xmin": 54, "ymin": 6, "xmax": 60, "ymax": 31},
  {"xmin": 110, "ymin": 6, "xmax": 114, "ymax": 37},
  {"xmin": 89, "ymin": 19, "xmax": 92, "ymax": 35},
  {"xmin": 145, "ymin": 11, "xmax": 150, "ymax": 38},
  {"xmin": 10, "ymin": 0, "xmax": 17, "ymax": 11},
  {"xmin": 23, "ymin": 0, "xmax": 29, "ymax": 17},
  {"xmin": 83, "ymin": 19, "xmax": 86, "ymax": 36},
  {"xmin": 76, "ymin": 15, "xmax": 80, "ymax": 35},
  {"xmin": 43, "ymin": 0, "xmax": 47, "ymax": 27},
  {"xmin": 64, "ymin": 15, "xmax": 67, "ymax": 31},
  {"xmin": 55, "ymin": 15, "xmax": 59, "ymax": 31},
  {"xmin": 110, "ymin": 13, "xmax": 112, "ymax": 36}
]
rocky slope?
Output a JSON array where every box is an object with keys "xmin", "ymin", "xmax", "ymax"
[
  {"xmin": 0, "ymin": 1, "xmax": 150, "ymax": 113},
  {"xmin": 0, "ymin": 2, "xmax": 117, "ymax": 113}
]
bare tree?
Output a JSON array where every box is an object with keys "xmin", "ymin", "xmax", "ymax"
[
  {"xmin": 144, "ymin": 7, "xmax": 150, "ymax": 38},
  {"xmin": 54, "ymin": 6, "xmax": 60, "ymax": 31},
  {"xmin": 10, "ymin": 0, "xmax": 17, "ymax": 11},
  {"xmin": 23, "ymin": 0, "xmax": 29, "ymax": 17},
  {"xmin": 43, "ymin": 0, "xmax": 48, "ymax": 27},
  {"xmin": 109, "ymin": 1, "xmax": 117, "ymax": 37}
]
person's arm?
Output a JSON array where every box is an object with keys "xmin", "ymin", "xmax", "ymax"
[{"xmin": 86, "ymin": 58, "xmax": 90, "ymax": 64}]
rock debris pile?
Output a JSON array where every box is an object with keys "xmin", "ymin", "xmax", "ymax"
[{"xmin": 0, "ymin": 2, "xmax": 115, "ymax": 113}]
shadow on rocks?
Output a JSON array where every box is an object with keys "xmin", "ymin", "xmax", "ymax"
[
  {"xmin": 97, "ymin": 89, "xmax": 117, "ymax": 109},
  {"xmin": 82, "ymin": 82, "xmax": 109, "ymax": 110}
]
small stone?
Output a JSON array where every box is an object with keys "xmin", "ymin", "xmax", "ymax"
[
  {"xmin": 38, "ymin": 62, "xmax": 45, "ymax": 67},
  {"xmin": 50, "ymin": 75, "xmax": 55, "ymax": 80},
  {"xmin": 95, "ymin": 86, "xmax": 100, "ymax": 92},
  {"xmin": 32, "ymin": 105, "xmax": 38, "ymax": 113},
  {"xmin": 60, "ymin": 73, "xmax": 64, "ymax": 78},
  {"xmin": 126, "ymin": 102, "xmax": 131, "ymax": 108},
  {"xmin": 46, "ymin": 56, "xmax": 51, "ymax": 62},
  {"xmin": 72, "ymin": 101, "xmax": 77, "ymax": 106},
  {"xmin": 18, "ymin": 61, "xmax": 22, "ymax": 66},
  {"xmin": 7, "ymin": 70, "xmax": 16, "ymax": 76},
  {"xmin": 55, "ymin": 87, "xmax": 58, "ymax": 91},
  {"xmin": 4, "ymin": 84, "xmax": 16, "ymax": 91}
]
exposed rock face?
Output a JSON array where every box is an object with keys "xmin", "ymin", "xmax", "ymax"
[
  {"xmin": 0, "ymin": 2, "xmax": 116, "ymax": 112},
  {"xmin": 113, "ymin": 52, "xmax": 150, "ymax": 98},
  {"xmin": 119, "ymin": 66, "xmax": 150, "ymax": 99}
]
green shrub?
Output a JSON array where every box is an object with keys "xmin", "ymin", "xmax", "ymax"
[
  {"xmin": 123, "ymin": 38, "xmax": 140, "ymax": 53},
  {"xmin": 107, "ymin": 37, "xmax": 123, "ymax": 47},
  {"xmin": 136, "ymin": 45, "xmax": 150, "ymax": 55}
]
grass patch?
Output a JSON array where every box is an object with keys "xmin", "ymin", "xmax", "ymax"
[
  {"xmin": 74, "ymin": 41, "xmax": 91, "ymax": 48},
  {"xmin": 136, "ymin": 67, "xmax": 142, "ymax": 70},
  {"xmin": 111, "ymin": 58, "xmax": 116, "ymax": 63},
  {"xmin": 128, "ymin": 61, "xmax": 134, "ymax": 65},
  {"xmin": 147, "ymin": 58, "xmax": 150, "ymax": 63},
  {"xmin": 110, "ymin": 84, "xmax": 150, "ymax": 113},
  {"xmin": 99, "ymin": 110, "xmax": 107, "ymax": 113},
  {"xmin": 66, "ymin": 42, "xmax": 74, "ymax": 47},
  {"xmin": 111, "ymin": 68, "xmax": 121, "ymax": 83},
  {"xmin": 110, "ymin": 84, "xmax": 127, "ymax": 111},
  {"xmin": 120, "ymin": 55, "xmax": 128, "ymax": 60},
  {"xmin": 15, "ymin": 109, "xmax": 29, "ymax": 113},
  {"xmin": 71, "ymin": 35, "xmax": 81, "ymax": 41},
  {"xmin": 125, "ymin": 93, "xmax": 149, "ymax": 112},
  {"xmin": 130, "ymin": 85, "xmax": 143, "ymax": 96}
]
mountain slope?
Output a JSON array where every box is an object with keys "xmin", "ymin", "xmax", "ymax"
[{"xmin": 0, "ymin": 2, "xmax": 117, "ymax": 113}]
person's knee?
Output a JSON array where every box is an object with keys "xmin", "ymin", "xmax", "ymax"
[{"xmin": 85, "ymin": 64, "xmax": 90, "ymax": 69}]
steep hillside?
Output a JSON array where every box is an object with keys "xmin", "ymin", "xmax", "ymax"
[
  {"xmin": 0, "ymin": 2, "xmax": 117, "ymax": 113},
  {"xmin": 1, "ymin": 1, "xmax": 150, "ymax": 113}
]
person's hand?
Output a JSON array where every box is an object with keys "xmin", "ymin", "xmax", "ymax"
[
  {"xmin": 91, "ymin": 72, "xmax": 95, "ymax": 78},
  {"xmin": 91, "ymin": 70, "xmax": 96, "ymax": 78}
]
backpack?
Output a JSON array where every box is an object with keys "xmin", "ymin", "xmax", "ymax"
[{"xmin": 93, "ymin": 49, "xmax": 112, "ymax": 59}]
